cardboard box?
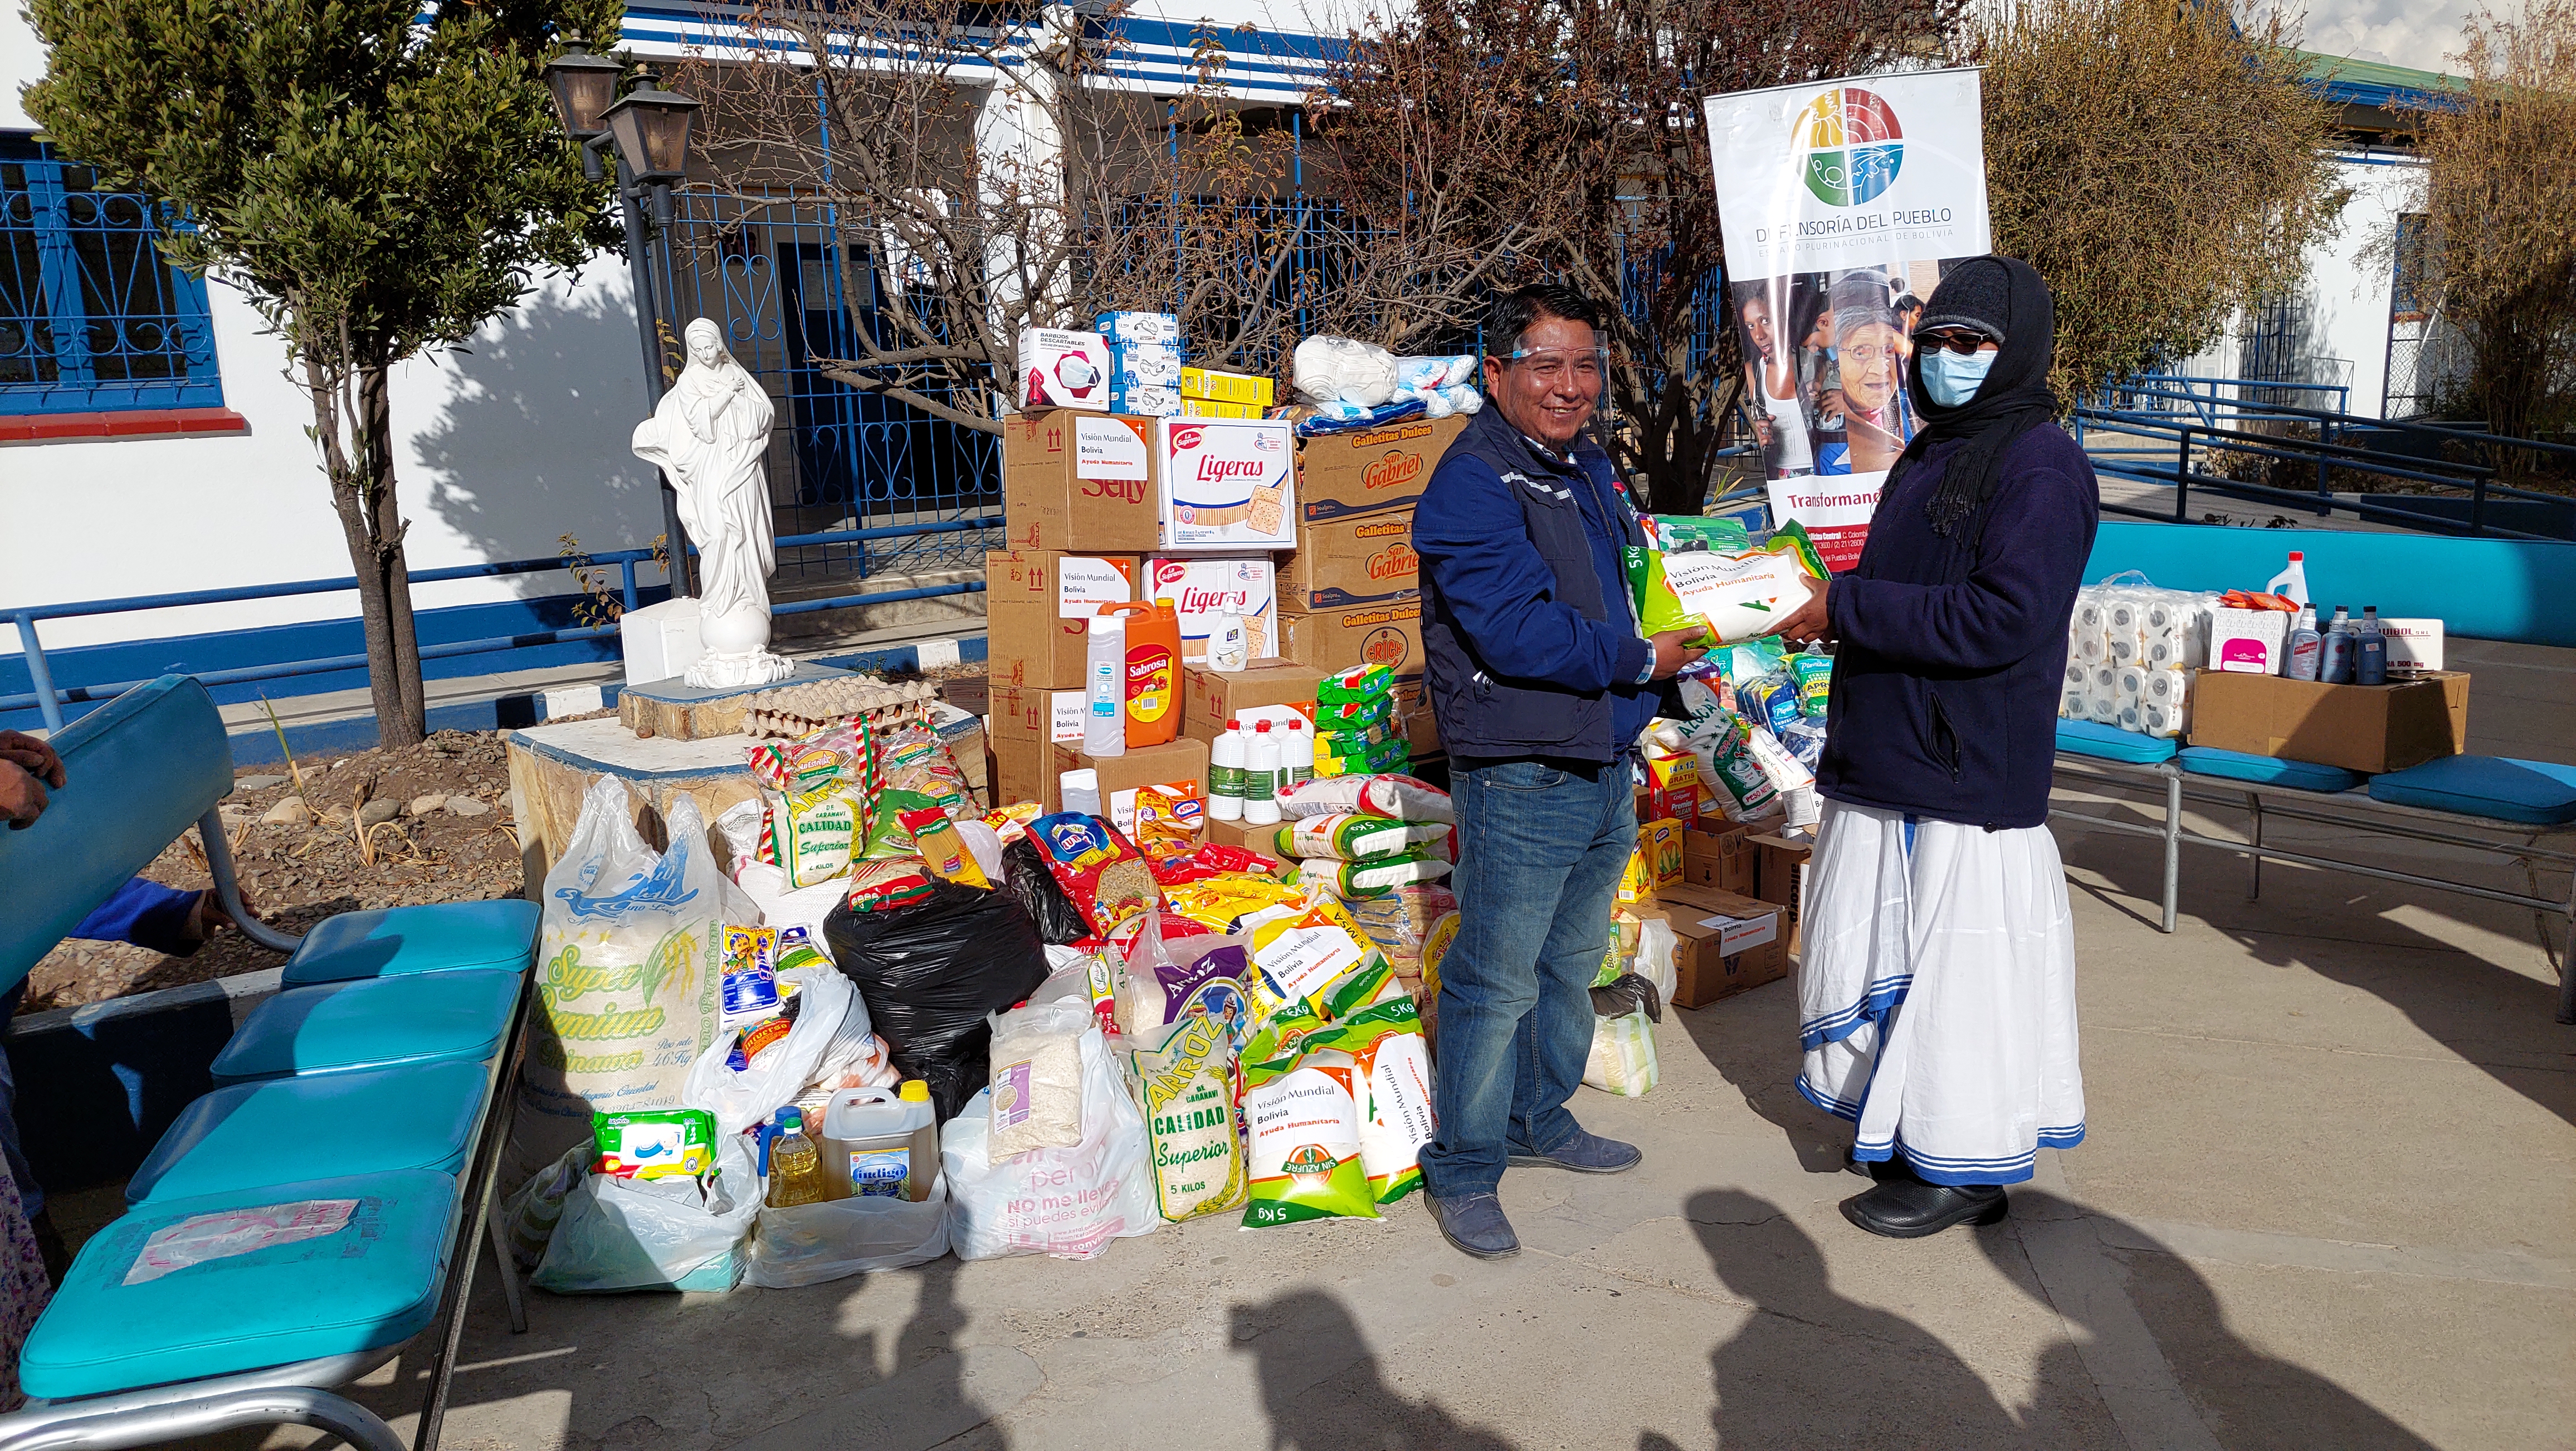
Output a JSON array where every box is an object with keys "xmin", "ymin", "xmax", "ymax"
[
  {"xmin": 1750, "ymin": 831, "xmax": 1811, "ymax": 957},
  {"xmin": 1048, "ymin": 737, "xmax": 1212, "ymax": 834},
  {"xmin": 1296, "ymin": 415, "xmax": 1468, "ymax": 524},
  {"xmin": 1643, "ymin": 820, "xmax": 1686, "ymax": 890},
  {"xmin": 1207, "ymin": 816, "xmax": 1289, "ymax": 869},
  {"xmin": 2187, "ymin": 669, "xmax": 2467, "ymax": 774},
  {"xmin": 1181, "ymin": 367, "xmax": 1275, "ymax": 407},
  {"xmin": 1641, "ymin": 883, "xmax": 1788, "ymax": 1008},
  {"xmin": 2383, "ymin": 618, "xmax": 2444, "ymax": 673},
  {"xmin": 987, "ymin": 683, "xmax": 1086, "ymax": 744},
  {"xmin": 985, "ymin": 550, "xmax": 1138, "ymax": 616},
  {"xmin": 992, "ymin": 733, "xmax": 1061, "ymax": 812},
  {"xmin": 1280, "ymin": 512, "xmax": 1420, "ymax": 610},
  {"xmin": 1157, "ymin": 417, "xmax": 1297, "ymax": 551},
  {"xmin": 1183, "ymin": 662, "xmax": 1323, "ymax": 743},
  {"xmin": 1682, "ymin": 823, "xmax": 1759, "ymax": 896},
  {"xmin": 1002, "ymin": 415, "xmax": 1160, "ymax": 553},
  {"xmin": 1392, "ymin": 677, "xmax": 1441, "ymax": 758},
  {"xmin": 1275, "ymin": 600, "xmax": 1426, "ymax": 686},
  {"xmin": 1147, "ymin": 554, "xmax": 1278, "ymax": 665},
  {"xmin": 1016, "ymin": 327, "xmax": 1110, "ymax": 412}
]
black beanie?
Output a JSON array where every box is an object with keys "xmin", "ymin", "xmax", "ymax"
[{"xmin": 1916, "ymin": 257, "xmax": 2014, "ymax": 342}]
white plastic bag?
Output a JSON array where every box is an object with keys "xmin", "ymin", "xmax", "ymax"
[
  {"xmin": 943, "ymin": 1027, "xmax": 1159, "ymax": 1260},
  {"xmin": 1632, "ymin": 918, "xmax": 1679, "ymax": 1011},
  {"xmin": 984, "ymin": 997, "xmax": 1093, "ymax": 1158},
  {"xmin": 734, "ymin": 859, "xmax": 849, "ymax": 943},
  {"xmin": 513, "ymin": 778, "xmax": 739, "ymax": 1186},
  {"xmin": 745, "ymin": 1178, "xmax": 950, "ymax": 1288},
  {"xmin": 1584, "ymin": 1011, "xmax": 1661, "ymax": 1098},
  {"xmin": 533, "ymin": 1133, "xmax": 759, "ymax": 1293},
  {"xmin": 684, "ymin": 966, "xmax": 866, "ymax": 1136}
]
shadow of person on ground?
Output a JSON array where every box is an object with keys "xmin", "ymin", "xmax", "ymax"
[
  {"xmin": 1231, "ymin": 1288, "xmax": 1513, "ymax": 1451},
  {"xmin": 1988, "ymin": 1192, "xmax": 2438, "ymax": 1451},
  {"xmin": 1681, "ymin": 1189, "xmax": 2071, "ymax": 1449},
  {"xmin": 1669, "ymin": 989, "xmax": 1854, "ymax": 1176}
]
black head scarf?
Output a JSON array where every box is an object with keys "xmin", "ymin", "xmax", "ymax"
[{"xmin": 1884, "ymin": 255, "xmax": 2060, "ymax": 539}]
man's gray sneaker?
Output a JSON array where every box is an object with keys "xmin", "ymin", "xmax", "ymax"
[
  {"xmin": 1429, "ymin": 1192, "xmax": 1520, "ymax": 1258},
  {"xmin": 1506, "ymin": 1129, "xmax": 1642, "ymax": 1174}
]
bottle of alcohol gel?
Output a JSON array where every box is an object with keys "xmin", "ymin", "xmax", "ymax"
[
  {"xmin": 1209, "ymin": 718, "xmax": 1247, "ymax": 821},
  {"xmin": 1084, "ymin": 613, "xmax": 1126, "ymax": 757},
  {"xmin": 1282, "ymin": 718, "xmax": 1316, "ymax": 789},
  {"xmin": 1243, "ymin": 720, "xmax": 1282, "ymax": 826},
  {"xmin": 2357, "ymin": 605, "xmax": 2388, "ymax": 685},
  {"xmin": 2266, "ymin": 551, "xmax": 2310, "ymax": 608},
  {"xmin": 2284, "ymin": 606, "xmax": 2323, "ymax": 681},
  {"xmin": 2320, "ymin": 606, "xmax": 2356, "ymax": 685}
]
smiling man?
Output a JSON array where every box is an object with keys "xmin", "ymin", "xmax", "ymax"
[{"xmin": 1409, "ymin": 283, "xmax": 1706, "ymax": 1260}]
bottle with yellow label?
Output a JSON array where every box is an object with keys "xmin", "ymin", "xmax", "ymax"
[{"xmin": 1103, "ymin": 601, "xmax": 1182, "ymax": 747}]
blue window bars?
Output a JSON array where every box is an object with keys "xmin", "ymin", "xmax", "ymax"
[{"xmin": 1, "ymin": 133, "xmax": 223, "ymax": 416}]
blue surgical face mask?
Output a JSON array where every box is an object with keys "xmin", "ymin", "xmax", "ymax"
[{"xmin": 1921, "ymin": 348, "xmax": 1997, "ymax": 407}]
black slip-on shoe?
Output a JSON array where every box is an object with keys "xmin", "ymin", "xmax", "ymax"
[{"xmin": 1840, "ymin": 1179, "xmax": 2009, "ymax": 1239}]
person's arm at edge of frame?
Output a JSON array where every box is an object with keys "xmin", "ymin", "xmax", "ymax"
[
  {"xmin": 1413, "ymin": 453, "xmax": 1654, "ymax": 692},
  {"xmin": 1799, "ymin": 462, "xmax": 2096, "ymax": 671}
]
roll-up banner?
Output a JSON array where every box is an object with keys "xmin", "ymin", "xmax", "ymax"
[{"xmin": 1702, "ymin": 68, "xmax": 1991, "ymax": 569}]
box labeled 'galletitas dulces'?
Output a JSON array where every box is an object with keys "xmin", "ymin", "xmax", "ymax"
[
  {"xmin": 1297, "ymin": 415, "xmax": 1467, "ymax": 523},
  {"xmin": 1280, "ymin": 512, "xmax": 1419, "ymax": 610}
]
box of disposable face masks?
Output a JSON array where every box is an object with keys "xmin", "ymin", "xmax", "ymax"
[{"xmin": 1016, "ymin": 327, "xmax": 1111, "ymax": 412}]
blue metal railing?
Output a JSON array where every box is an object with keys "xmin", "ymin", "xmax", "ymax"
[{"xmin": 3, "ymin": 517, "xmax": 999, "ymax": 732}]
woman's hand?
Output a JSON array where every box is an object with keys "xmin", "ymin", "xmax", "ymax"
[{"xmin": 1773, "ymin": 575, "xmax": 1830, "ymax": 644}]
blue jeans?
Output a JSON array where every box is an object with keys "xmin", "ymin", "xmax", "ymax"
[{"xmin": 1419, "ymin": 756, "xmax": 1635, "ymax": 1199}]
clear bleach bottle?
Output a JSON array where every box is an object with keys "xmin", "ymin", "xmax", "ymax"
[
  {"xmin": 2267, "ymin": 551, "xmax": 2310, "ymax": 608},
  {"xmin": 2284, "ymin": 606, "xmax": 2323, "ymax": 681},
  {"xmin": 1209, "ymin": 718, "xmax": 1248, "ymax": 821},
  {"xmin": 1243, "ymin": 720, "xmax": 1283, "ymax": 826}
]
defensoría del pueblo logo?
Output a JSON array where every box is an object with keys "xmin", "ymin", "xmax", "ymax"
[{"xmin": 1796, "ymin": 86, "xmax": 1902, "ymax": 207}]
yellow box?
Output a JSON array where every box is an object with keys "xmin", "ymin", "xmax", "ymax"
[
  {"xmin": 1179, "ymin": 397, "xmax": 1266, "ymax": 419},
  {"xmin": 1618, "ymin": 843, "xmax": 1653, "ymax": 904},
  {"xmin": 1180, "ymin": 367, "xmax": 1276, "ymax": 407},
  {"xmin": 1644, "ymin": 819, "xmax": 1686, "ymax": 889}
]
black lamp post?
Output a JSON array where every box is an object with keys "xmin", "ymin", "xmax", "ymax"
[{"xmin": 544, "ymin": 41, "xmax": 701, "ymax": 598}]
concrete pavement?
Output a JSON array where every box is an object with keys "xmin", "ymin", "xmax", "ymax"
[{"xmin": 216, "ymin": 795, "xmax": 2572, "ymax": 1451}]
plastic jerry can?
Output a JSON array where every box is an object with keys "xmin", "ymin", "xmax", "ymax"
[
  {"xmin": 821, "ymin": 1083, "xmax": 938, "ymax": 1201},
  {"xmin": 1100, "ymin": 602, "xmax": 1182, "ymax": 747}
]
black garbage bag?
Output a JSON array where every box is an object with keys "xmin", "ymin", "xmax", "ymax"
[
  {"xmin": 1000, "ymin": 835, "xmax": 1089, "ymax": 945},
  {"xmin": 1588, "ymin": 971, "xmax": 1663, "ymax": 1024},
  {"xmin": 824, "ymin": 878, "xmax": 1050, "ymax": 1121}
]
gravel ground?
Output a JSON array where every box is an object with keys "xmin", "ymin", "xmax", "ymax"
[{"xmin": 22, "ymin": 728, "xmax": 529, "ymax": 1012}]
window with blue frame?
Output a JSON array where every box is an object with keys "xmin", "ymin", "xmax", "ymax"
[{"xmin": 1, "ymin": 133, "xmax": 223, "ymax": 415}]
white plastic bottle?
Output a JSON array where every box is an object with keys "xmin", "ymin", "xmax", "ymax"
[
  {"xmin": 1208, "ymin": 614, "xmax": 1250, "ymax": 673},
  {"xmin": 2320, "ymin": 606, "xmax": 2356, "ymax": 684},
  {"xmin": 1083, "ymin": 613, "xmax": 1126, "ymax": 757},
  {"xmin": 1208, "ymin": 718, "xmax": 1248, "ymax": 822},
  {"xmin": 1243, "ymin": 720, "xmax": 1282, "ymax": 826},
  {"xmin": 1282, "ymin": 717, "xmax": 1316, "ymax": 789},
  {"xmin": 1060, "ymin": 768, "xmax": 1102, "ymax": 817},
  {"xmin": 2284, "ymin": 606, "xmax": 2323, "ymax": 681},
  {"xmin": 820, "ymin": 1082, "xmax": 939, "ymax": 1201},
  {"xmin": 2357, "ymin": 605, "xmax": 2388, "ymax": 685},
  {"xmin": 2266, "ymin": 551, "xmax": 2310, "ymax": 608}
]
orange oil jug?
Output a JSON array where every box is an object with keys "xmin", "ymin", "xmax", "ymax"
[{"xmin": 1098, "ymin": 601, "xmax": 1180, "ymax": 747}]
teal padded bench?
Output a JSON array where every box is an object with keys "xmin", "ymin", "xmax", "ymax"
[
  {"xmin": 2051, "ymin": 527, "xmax": 2576, "ymax": 1021},
  {"xmin": 0, "ymin": 677, "xmax": 539, "ymax": 1451}
]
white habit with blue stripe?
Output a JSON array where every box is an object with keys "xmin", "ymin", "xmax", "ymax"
[{"xmin": 1796, "ymin": 799, "xmax": 2085, "ymax": 1185}]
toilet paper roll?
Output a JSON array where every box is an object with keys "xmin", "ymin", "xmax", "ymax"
[
  {"xmin": 2085, "ymin": 691, "xmax": 2120, "ymax": 725},
  {"xmin": 2115, "ymin": 666, "xmax": 2147, "ymax": 703},
  {"xmin": 2062, "ymin": 688, "xmax": 2085, "ymax": 719},
  {"xmin": 2143, "ymin": 599, "xmax": 2189, "ymax": 634},
  {"xmin": 2141, "ymin": 700, "xmax": 2188, "ymax": 739},
  {"xmin": 2077, "ymin": 634, "xmax": 2108, "ymax": 663},
  {"xmin": 2065, "ymin": 661, "xmax": 2089, "ymax": 686},
  {"xmin": 2143, "ymin": 667, "xmax": 2189, "ymax": 706},
  {"xmin": 2106, "ymin": 600, "xmax": 2141, "ymax": 632},
  {"xmin": 2143, "ymin": 635, "xmax": 2182, "ymax": 669},
  {"xmin": 2117, "ymin": 702, "xmax": 2143, "ymax": 733},
  {"xmin": 2074, "ymin": 601, "xmax": 2108, "ymax": 631},
  {"xmin": 2108, "ymin": 632, "xmax": 2144, "ymax": 665}
]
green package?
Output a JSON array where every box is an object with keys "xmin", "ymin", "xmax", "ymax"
[
  {"xmin": 1792, "ymin": 645, "xmax": 1834, "ymax": 716},
  {"xmin": 1275, "ymin": 812, "xmax": 1451, "ymax": 861},
  {"xmin": 1651, "ymin": 514, "xmax": 1753, "ymax": 552},
  {"xmin": 1293, "ymin": 853, "xmax": 1454, "ymax": 900},
  {"xmin": 1623, "ymin": 546, "xmax": 1716, "ymax": 647},
  {"xmin": 593, "ymin": 1107, "xmax": 717, "ymax": 1180},
  {"xmin": 857, "ymin": 788, "xmax": 946, "ymax": 860},
  {"xmin": 1318, "ymin": 663, "xmax": 1394, "ymax": 704},
  {"xmin": 1315, "ymin": 693, "xmax": 1394, "ymax": 729}
]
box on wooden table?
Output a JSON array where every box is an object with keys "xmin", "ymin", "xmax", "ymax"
[
  {"xmin": 2187, "ymin": 669, "xmax": 2469, "ymax": 775},
  {"xmin": 1296, "ymin": 415, "xmax": 1468, "ymax": 524},
  {"xmin": 1002, "ymin": 415, "xmax": 1160, "ymax": 553},
  {"xmin": 1280, "ymin": 512, "xmax": 1419, "ymax": 610}
]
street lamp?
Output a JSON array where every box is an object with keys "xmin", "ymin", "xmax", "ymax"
[{"xmin": 543, "ymin": 47, "xmax": 700, "ymax": 597}]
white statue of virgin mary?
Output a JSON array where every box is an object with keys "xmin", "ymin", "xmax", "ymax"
[{"xmin": 631, "ymin": 318, "xmax": 796, "ymax": 689}]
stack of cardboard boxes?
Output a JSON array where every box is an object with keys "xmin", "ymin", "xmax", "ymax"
[{"xmin": 1611, "ymin": 783, "xmax": 1811, "ymax": 1006}]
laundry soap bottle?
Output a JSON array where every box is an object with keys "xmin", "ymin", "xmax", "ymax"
[
  {"xmin": 1101, "ymin": 602, "xmax": 1181, "ymax": 748},
  {"xmin": 2284, "ymin": 606, "xmax": 2323, "ymax": 681},
  {"xmin": 1209, "ymin": 718, "xmax": 1248, "ymax": 822},
  {"xmin": 1243, "ymin": 720, "xmax": 1283, "ymax": 826},
  {"xmin": 1282, "ymin": 718, "xmax": 1316, "ymax": 789},
  {"xmin": 2266, "ymin": 551, "xmax": 2310, "ymax": 608},
  {"xmin": 2357, "ymin": 605, "xmax": 2388, "ymax": 686},
  {"xmin": 1084, "ymin": 613, "xmax": 1126, "ymax": 757}
]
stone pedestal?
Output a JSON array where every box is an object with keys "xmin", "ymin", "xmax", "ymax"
[{"xmin": 506, "ymin": 718, "xmax": 765, "ymax": 891}]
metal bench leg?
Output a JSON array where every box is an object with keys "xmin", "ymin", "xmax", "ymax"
[
  {"xmin": 2161, "ymin": 768, "xmax": 2181, "ymax": 933},
  {"xmin": 486, "ymin": 1192, "xmax": 529, "ymax": 1335},
  {"xmin": 2247, "ymin": 791, "xmax": 2264, "ymax": 902},
  {"xmin": 2545, "ymin": 850, "xmax": 2575, "ymax": 1027},
  {"xmin": 0, "ymin": 1387, "xmax": 404, "ymax": 1451}
]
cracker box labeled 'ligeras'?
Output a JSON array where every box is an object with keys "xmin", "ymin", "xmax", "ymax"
[{"xmin": 1156, "ymin": 417, "xmax": 1297, "ymax": 551}]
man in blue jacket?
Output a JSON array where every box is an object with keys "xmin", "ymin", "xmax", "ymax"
[{"xmin": 1411, "ymin": 284, "xmax": 1706, "ymax": 1260}]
